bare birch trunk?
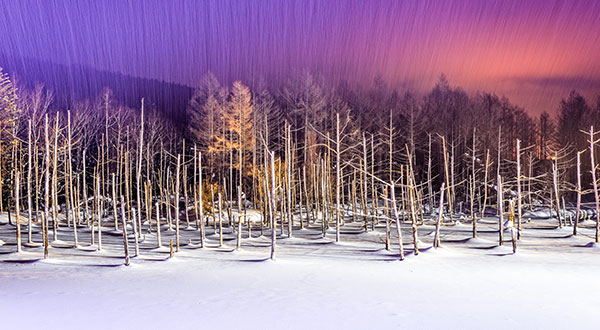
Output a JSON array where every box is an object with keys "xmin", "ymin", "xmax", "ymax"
[
  {"xmin": 156, "ymin": 201, "xmax": 162, "ymax": 248},
  {"xmin": 51, "ymin": 112, "xmax": 59, "ymax": 242},
  {"xmin": 574, "ymin": 151, "xmax": 582, "ymax": 236},
  {"xmin": 218, "ymin": 192, "xmax": 223, "ymax": 247},
  {"xmin": 434, "ymin": 183, "xmax": 445, "ymax": 249},
  {"xmin": 131, "ymin": 207, "xmax": 139, "ymax": 257},
  {"xmin": 481, "ymin": 150, "xmax": 490, "ymax": 217},
  {"xmin": 441, "ymin": 136, "xmax": 452, "ymax": 222},
  {"xmin": 15, "ymin": 171, "xmax": 21, "ymax": 253},
  {"xmin": 120, "ymin": 195, "xmax": 130, "ymax": 266},
  {"xmin": 96, "ymin": 176, "xmax": 102, "ymax": 251},
  {"xmin": 427, "ymin": 134, "xmax": 433, "ymax": 213},
  {"xmin": 43, "ymin": 114, "xmax": 50, "ymax": 259},
  {"xmin": 390, "ymin": 185, "xmax": 404, "ymax": 260},
  {"xmin": 552, "ymin": 154, "xmax": 562, "ymax": 228},
  {"xmin": 236, "ymin": 186, "xmax": 242, "ymax": 250},
  {"xmin": 516, "ymin": 139, "xmax": 522, "ymax": 239},
  {"xmin": 269, "ymin": 151, "xmax": 277, "ymax": 260},
  {"xmin": 471, "ymin": 129, "xmax": 477, "ymax": 238},
  {"xmin": 27, "ymin": 120, "xmax": 34, "ymax": 244},
  {"xmin": 589, "ymin": 127, "xmax": 600, "ymax": 243},
  {"xmin": 198, "ymin": 151, "xmax": 205, "ymax": 247},
  {"xmin": 498, "ymin": 175, "xmax": 504, "ymax": 246},
  {"xmin": 136, "ymin": 101, "xmax": 144, "ymax": 236},
  {"xmin": 112, "ymin": 174, "xmax": 119, "ymax": 234},
  {"xmin": 175, "ymin": 154, "xmax": 181, "ymax": 252}
]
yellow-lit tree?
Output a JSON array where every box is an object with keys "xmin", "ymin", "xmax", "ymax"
[{"xmin": 210, "ymin": 81, "xmax": 255, "ymax": 198}]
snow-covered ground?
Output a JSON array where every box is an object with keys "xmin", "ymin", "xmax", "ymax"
[{"xmin": 1, "ymin": 213, "xmax": 599, "ymax": 329}]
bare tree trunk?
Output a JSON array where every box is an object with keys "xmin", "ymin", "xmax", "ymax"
[
  {"xmin": 269, "ymin": 151, "xmax": 277, "ymax": 260},
  {"xmin": 303, "ymin": 166, "xmax": 311, "ymax": 226},
  {"xmin": 131, "ymin": 207, "xmax": 139, "ymax": 257},
  {"xmin": 175, "ymin": 154, "xmax": 181, "ymax": 252},
  {"xmin": 236, "ymin": 186, "xmax": 242, "ymax": 250},
  {"xmin": 427, "ymin": 134, "xmax": 433, "ymax": 212},
  {"xmin": 297, "ymin": 169, "xmax": 304, "ymax": 230},
  {"xmin": 136, "ymin": 100, "xmax": 144, "ymax": 236},
  {"xmin": 83, "ymin": 149, "xmax": 89, "ymax": 227},
  {"xmin": 434, "ymin": 183, "xmax": 445, "ymax": 249},
  {"xmin": 43, "ymin": 114, "xmax": 50, "ymax": 259},
  {"xmin": 370, "ymin": 135, "xmax": 376, "ymax": 231},
  {"xmin": 528, "ymin": 152, "xmax": 533, "ymax": 211},
  {"xmin": 51, "ymin": 112, "xmax": 59, "ymax": 242},
  {"xmin": 441, "ymin": 136, "xmax": 453, "ymax": 222},
  {"xmin": 285, "ymin": 123, "xmax": 293, "ymax": 238},
  {"xmin": 120, "ymin": 195, "xmax": 130, "ymax": 266},
  {"xmin": 218, "ymin": 192, "xmax": 223, "ymax": 247},
  {"xmin": 184, "ymin": 166, "xmax": 190, "ymax": 228},
  {"xmin": 27, "ymin": 120, "xmax": 34, "ymax": 245},
  {"xmin": 67, "ymin": 111, "xmax": 78, "ymax": 246},
  {"xmin": 362, "ymin": 134, "xmax": 369, "ymax": 231},
  {"xmin": 574, "ymin": 151, "xmax": 582, "ymax": 236},
  {"xmin": 481, "ymin": 150, "xmax": 490, "ymax": 217},
  {"xmin": 516, "ymin": 139, "xmax": 522, "ymax": 239},
  {"xmin": 155, "ymin": 201, "xmax": 162, "ymax": 248},
  {"xmin": 320, "ymin": 161, "xmax": 327, "ymax": 237},
  {"xmin": 96, "ymin": 176, "xmax": 102, "ymax": 251},
  {"xmin": 450, "ymin": 142, "xmax": 455, "ymax": 215},
  {"xmin": 471, "ymin": 129, "xmax": 477, "ymax": 238},
  {"xmin": 408, "ymin": 176, "xmax": 419, "ymax": 255},
  {"xmin": 198, "ymin": 151, "xmax": 205, "ymax": 247},
  {"xmin": 111, "ymin": 174, "xmax": 119, "ymax": 235},
  {"xmin": 552, "ymin": 153, "xmax": 562, "ymax": 228},
  {"xmin": 498, "ymin": 175, "xmax": 504, "ymax": 246},
  {"xmin": 391, "ymin": 185, "xmax": 404, "ymax": 261},
  {"xmin": 509, "ymin": 200, "xmax": 517, "ymax": 253},
  {"xmin": 335, "ymin": 114, "xmax": 342, "ymax": 243},
  {"xmin": 15, "ymin": 171, "xmax": 21, "ymax": 253},
  {"xmin": 589, "ymin": 127, "xmax": 600, "ymax": 243}
]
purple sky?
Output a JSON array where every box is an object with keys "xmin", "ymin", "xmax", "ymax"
[{"xmin": 1, "ymin": 0, "xmax": 600, "ymax": 115}]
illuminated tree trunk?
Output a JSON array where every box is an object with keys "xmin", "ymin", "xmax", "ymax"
[
  {"xmin": 269, "ymin": 151, "xmax": 277, "ymax": 260},
  {"xmin": 136, "ymin": 100, "xmax": 144, "ymax": 236},
  {"xmin": 434, "ymin": 183, "xmax": 445, "ymax": 249},
  {"xmin": 574, "ymin": 151, "xmax": 582, "ymax": 236},
  {"xmin": 552, "ymin": 153, "xmax": 562, "ymax": 228},
  {"xmin": 589, "ymin": 127, "xmax": 600, "ymax": 243},
  {"xmin": 43, "ymin": 114, "xmax": 50, "ymax": 259},
  {"xmin": 51, "ymin": 112, "xmax": 59, "ymax": 242},
  {"xmin": 390, "ymin": 185, "xmax": 404, "ymax": 261},
  {"xmin": 15, "ymin": 171, "xmax": 21, "ymax": 253},
  {"xmin": 96, "ymin": 175, "xmax": 102, "ymax": 251},
  {"xmin": 471, "ymin": 128, "xmax": 477, "ymax": 238},
  {"xmin": 175, "ymin": 154, "xmax": 181, "ymax": 252},
  {"xmin": 198, "ymin": 151, "xmax": 205, "ymax": 247},
  {"xmin": 335, "ymin": 113, "xmax": 341, "ymax": 242},
  {"xmin": 516, "ymin": 139, "xmax": 522, "ymax": 239},
  {"xmin": 155, "ymin": 201, "xmax": 162, "ymax": 248},
  {"xmin": 498, "ymin": 175, "xmax": 504, "ymax": 246},
  {"xmin": 27, "ymin": 120, "xmax": 34, "ymax": 245},
  {"xmin": 120, "ymin": 195, "xmax": 130, "ymax": 266}
]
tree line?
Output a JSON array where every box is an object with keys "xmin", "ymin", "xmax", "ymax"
[{"xmin": 1, "ymin": 66, "xmax": 600, "ymax": 261}]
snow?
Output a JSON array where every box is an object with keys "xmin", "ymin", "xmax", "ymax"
[{"xmin": 1, "ymin": 213, "xmax": 600, "ymax": 329}]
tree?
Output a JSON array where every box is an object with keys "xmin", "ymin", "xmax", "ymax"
[
  {"xmin": 0, "ymin": 67, "xmax": 20, "ymax": 212},
  {"xmin": 210, "ymin": 81, "xmax": 255, "ymax": 193},
  {"xmin": 558, "ymin": 91, "xmax": 591, "ymax": 152},
  {"xmin": 538, "ymin": 111, "xmax": 555, "ymax": 159},
  {"xmin": 186, "ymin": 72, "xmax": 224, "ymax": 152}
]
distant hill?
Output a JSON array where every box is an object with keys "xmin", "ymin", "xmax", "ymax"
[{"xmin": 0, "ymin": 54, "xmax": 193, "ymax": 124}]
